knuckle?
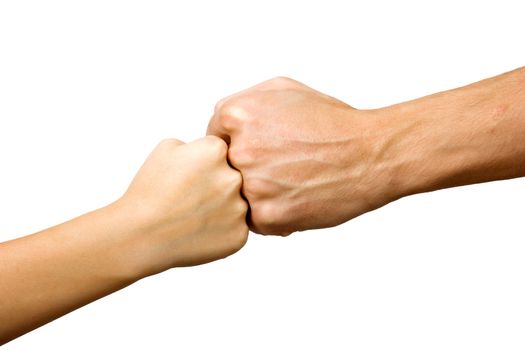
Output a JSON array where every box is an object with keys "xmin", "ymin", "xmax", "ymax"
[
  {"xmin": 218, "ymin": 99, "xmax": 251, "ymax": 127},
  {"xmin": 250, "ymin": 201, "xmax": 277, "ymax": 226},
  {"xmin": 158, "ymin": 138, "xmax": 178, "ymax": 148},
  {"xmin": 204, "ymin": 135, "xmax": 228, "ymax": 157},
  {"xmin": 211, "ymin": 170, "xmax": 237, "ymax": 198},
  {"xmin": 272, "ymin": 76, "xmax": 293, "ymax": 83},
  {"xmin": 228, "ymin": 145, "xmax": 255, "ymax": 167},
  {"xmin": 223, "ymin": 168, "xmax": 243, "ymax": 190},
  {"xmin": 231, "ymin": 224, "xmax": 249, "ymax": 248},
  {"xmin": 214, "ymin": 98, "xmax": 227, "ymax": 113},
  {"xmin": 235, "ymin": 198, "xmax": 249, "ymax": 216},
  {"xmin": 267, "ymin": 76, "xmax": 296, "ymax": 88},
  {"xmin": 231, "ymin": 169, "xmax": 244, "ymax": 187},
  {"xmin": 240, "ymin": 177, "xmax": 266, "ymax": 200},
  {"xmin": 249, "ymin": 201, "xmax": 291, "ymax": 236}
]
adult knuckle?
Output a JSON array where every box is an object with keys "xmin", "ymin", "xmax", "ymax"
[
  {"xmin": 228, "ymin": 145, "xmax": 255, "ymax": 167},
  {"xmin": 249, "ymin": 201, "xmax": 292, "ymax": 236},
  {"xmin": 250, "ymin": 201, "xmax": 276, "ymax": 226},
  {"xmin": 218, "ymin": 99, "xmax": 251, "ymax": 125},
  {"xmin": 214, "ymin": 97, "xmax": 228, "ymax": 113},
  {"xmin": 240, "ymin": 177, "xmax": 266, "ymax": 200}
]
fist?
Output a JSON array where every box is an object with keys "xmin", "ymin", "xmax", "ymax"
[
  {"xmin": 120, "ymin": 136, "xmax": 249, "ymax": 274},
  {"xmin": 208, "ymin": 77, "xmax": 392, "ymax": 236}
]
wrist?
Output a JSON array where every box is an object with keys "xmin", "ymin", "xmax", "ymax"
[
  {"xmin": 342, "ymin": 108, "xmax": 415, "ymax": 203},
  {"xmin": 371, "ymin": 69, "xmax": 525, "ymax": 200},
  {"xmin": 93, "ymin": 199, "xmax": 166, "ymax": 281},
  {"xmin": 370, "ymin": 104, "xmax": 439, "ymax": 199},
  {"xmin": 338, "ymin": 108, "xmax": 410, "ymax": 213}
]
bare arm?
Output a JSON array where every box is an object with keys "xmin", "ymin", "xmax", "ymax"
[
  {"xmin": 0, "ymin": 204, "xmax": 142, "ymax": 343},
  {"xmin": 207, "ymin": 68, "xmax": 525, "ymax": 235},
  {"xmin": 378, "ymin": 67, "xmax": 525, "ymax": 198},
  {"xmin": 0, "ymin": 136, "xmax": 248, "ymax": 344}
]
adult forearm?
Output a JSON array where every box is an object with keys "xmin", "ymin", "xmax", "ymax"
[
  {"xmin": 378, "ymin": 67, "xmax": 525, "ymax": 198},
  {"xmin": 207, "ymin": 69, "xmax": 525, "ymax": 235}
]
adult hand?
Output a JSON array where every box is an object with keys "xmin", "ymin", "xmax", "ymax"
[
  {"xmin": 119, "ymin": 136, "xmax": 249, "ymax": 275},
  {"xmin": 207, "ymin": 77, "xmax": 395, "ymax": 235}
]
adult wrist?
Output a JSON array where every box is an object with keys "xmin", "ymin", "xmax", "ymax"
[
  {"xmin": 338, "ymin": 107, "xmax": 414, "ymax": 213},
  {"xmin": 366, "ymin": 104, "xmax": 439, "ymax": 201}
]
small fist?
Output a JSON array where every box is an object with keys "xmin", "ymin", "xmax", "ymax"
[{"xmin": 121, "ymin": 136, "xmax": 249, "ymax": 274}]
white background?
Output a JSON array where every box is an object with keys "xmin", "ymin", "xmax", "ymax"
[{"xmin": 1, "ymin": 1, "xmax": 524, "ymax": 349}]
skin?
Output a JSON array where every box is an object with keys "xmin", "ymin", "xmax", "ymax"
[
  {"xmin": 0, "ymin": 136, "xmax": 248, "ymax": 345},
  {"xmin": 208, "ymin": 68, "xmax": 525, "ymax": 235},
  {"xmin": 2, "ymin": 68, "xmax": 524, "ymax": 344}
]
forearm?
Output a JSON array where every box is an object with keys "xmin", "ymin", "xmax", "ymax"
[
  {"xmin": 0, "ymin": 136, "xmax": 248, "ymax": 344},
  {"xmin": 0, "ymin": 201, "xmax": 143, "ymax": 344},
  {"xmin": 206, "ymin": 70, "xmax": 524, "ymax": 234},
  {"xmin": 376, "ymin": 67, "xmax": 525, "ymax": 198}
]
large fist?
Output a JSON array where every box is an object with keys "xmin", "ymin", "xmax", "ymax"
[
  {"xmin": 208, "ymin": 77, "xmax": 395, "ymax": 236},
  {"xmin": 119, "ymin": 136, "xmax": 249, "ymax": 275}
]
